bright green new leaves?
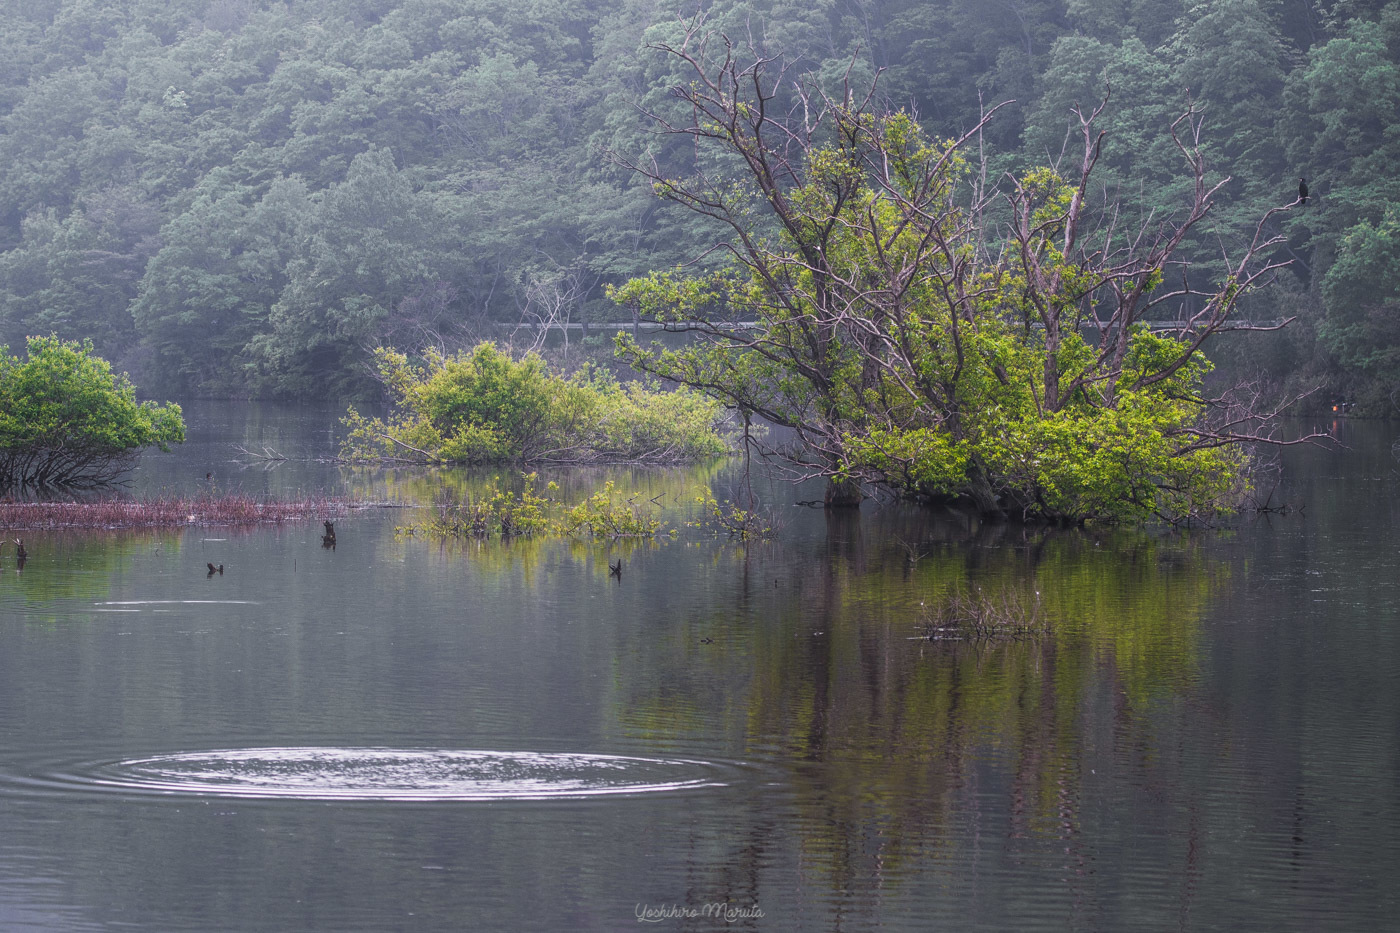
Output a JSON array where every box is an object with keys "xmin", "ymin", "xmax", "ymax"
[
  {"xmin": 341, "ymin": 342, "xmax": 726, "ymax": 464},
  {"xmin": 0, "ymin": 336, "xmax": 184, "ymax": 488}
]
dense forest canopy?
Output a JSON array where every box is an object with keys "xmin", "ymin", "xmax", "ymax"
[{"xmin": 0, "ymin": 0, "xmax": 1395, "ymax": 408}]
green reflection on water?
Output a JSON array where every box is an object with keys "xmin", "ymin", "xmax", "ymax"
[
  {"xmin": 0, "ymin": 530, "xmax": 190, "ymax": 620},
  {"xmin": 337, "ymin": 460, "xmax": 729, "ymax": 512},
  {"xmin": 609, "ymin": 512, "xmax": 1225, "ymax": 882}
]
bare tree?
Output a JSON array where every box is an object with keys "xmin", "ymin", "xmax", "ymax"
[{"xmin": 512, "ymin": 264, "xmax": 589, "ymax": 361}]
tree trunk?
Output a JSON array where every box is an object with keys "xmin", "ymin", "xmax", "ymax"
[{"xmin": 824, "ymin": 477, "xmax": 863, "ymax": 508}]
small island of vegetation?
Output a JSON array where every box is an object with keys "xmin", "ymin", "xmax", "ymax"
[
  {"xmin": 610, "ymin": 26, "xmax": 1327, "ymax": 525},
  {"xmin": 0, "ymin": 336, "xmax": 184, "ymax": 489}
]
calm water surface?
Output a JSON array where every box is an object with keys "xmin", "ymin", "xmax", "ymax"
[{"xmin": 0, "ymin": 401, "xmax": 1397, "ymax": 931}]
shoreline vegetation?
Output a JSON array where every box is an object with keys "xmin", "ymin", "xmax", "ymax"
[{"xmin": 0, "ymin": 493, "xmax": 369, "ymax": 530}]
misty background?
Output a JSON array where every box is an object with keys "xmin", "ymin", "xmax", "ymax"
[{"xmin": 0, "ymin": 0, "xmax": 1393, "ymax": 407}]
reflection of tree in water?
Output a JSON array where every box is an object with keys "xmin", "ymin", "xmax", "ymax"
[
  {"xmin": 612, "ymin": 511, "xmax": 1225, "ymax": 901},
  {"xmin": 0, "ymin": 529, "xmax": 203, "ymax": 620}
]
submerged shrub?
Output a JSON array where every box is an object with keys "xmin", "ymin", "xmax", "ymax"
[
  {"xmin": 688, "ymin": 488, "xmax": 783, "ymax": 539},
  {"xmin": 341, "ymin": 344, "xmax": 726, "ymax": 464},
  {"xmin": 557, "ymin": 480, "xmax": 668, "ymax": 537},
  {"xmin": 403, "ymin": 473, "xmax": 556, "ymax": 539},
  {"xmin": 921, "ymin": 586, "xmax": 1049, "ymax": 642}
]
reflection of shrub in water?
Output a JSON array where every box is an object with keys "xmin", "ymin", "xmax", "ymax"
[
  {"xmin": 921, "ymin": 586, "xmax": 1049, "ymax": 642},
  {"xmin": 398, "ymin": 474, "xmax": 669, "ymax": 540}
]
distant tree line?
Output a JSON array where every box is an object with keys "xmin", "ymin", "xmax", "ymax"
[{"xmin": 0, "ymin": 0, "xmax": 1395, "ymax": 409}]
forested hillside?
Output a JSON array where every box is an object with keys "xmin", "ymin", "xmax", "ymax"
[{"xmin": 0, "ymin": 0, "xmax": 1394, "ymax": 407}]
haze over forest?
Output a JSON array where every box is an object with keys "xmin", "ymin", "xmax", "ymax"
[{"xmin": 0, "ymin": 0, "xmax": 1395, "ymax": 407}]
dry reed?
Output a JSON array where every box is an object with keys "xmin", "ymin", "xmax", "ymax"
[{"xmin": 0, "ymin": 493, "xmax": 352, "ymax": 529}]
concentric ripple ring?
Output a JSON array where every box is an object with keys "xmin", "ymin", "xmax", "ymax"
[{"xmin": 74, "ymin": 747, "xmax": 727, "ymax": 800}]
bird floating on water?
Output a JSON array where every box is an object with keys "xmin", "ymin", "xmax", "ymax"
[
  {"xmin": 13, "ymin": 538, "xmax": 26, "ymax": 561},
  {"xmin": 609, "ymin": 559, "xmax": 622, "ymax": 578},
  {"xmin": 207, "ymin": 562, "xmax": 223, "ymax": 576}
]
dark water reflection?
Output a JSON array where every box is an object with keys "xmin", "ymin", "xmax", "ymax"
[{"xmin": 0, "ymin": 402, "xmax": 1397, "ymax": 930}]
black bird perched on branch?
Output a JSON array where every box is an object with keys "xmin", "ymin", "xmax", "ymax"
[{"xmin": 1298, "ymin": 177, "xmax": 1309, "ymax": 204}]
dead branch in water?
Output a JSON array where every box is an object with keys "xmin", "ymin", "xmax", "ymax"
[{"xmin": 233, "ymin": 445, "xmax": 289, "ymax": 462}]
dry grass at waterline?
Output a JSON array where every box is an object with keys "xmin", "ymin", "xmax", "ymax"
[
  {"xmin": 920, "ymin": 587, "xmax": 1050, "ymax": 642},
  {"xmin": 0, "ymin": 494, "xmax": 359, "ymax": 530}
]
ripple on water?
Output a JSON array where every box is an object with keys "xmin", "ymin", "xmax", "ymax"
[
  {"xmin": 94, "ymin": 600, "xmax": 259, "ymax": 606},
  {"xmin": 12, "ymin": 748, "xmax": 732, "ymax": 801}
]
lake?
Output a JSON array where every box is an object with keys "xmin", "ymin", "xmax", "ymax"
[{"xmin": 0, "ymin": 402, "xmax": 1396, "ymax": 931}]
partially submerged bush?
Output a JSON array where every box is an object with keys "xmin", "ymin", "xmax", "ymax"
[
  {"xmin": 341, "ymin": 344, "xmax": 726, "ymax": 464},
  {"xmin": 688, "ymin": 488, "xmax": 783, "ymax": 539},
  {"xmin": 406, "ymin": 473, "xmax": 555, "ymax": 539},
  {"xmin": 0, "ymin": 336, "xmax": 184, "ymax": 488},
  {"xmin": 557, "ymin": 481, "xmax": 667, "ymax": 537},
  {"xmin": 921, "ymin": 587, "xmax": 1049, "ymax": 642}
]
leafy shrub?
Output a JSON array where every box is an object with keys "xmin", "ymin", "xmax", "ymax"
[
  {"xmin": 688, "ymin": 488, "xmax": 783, "ymax": 539},
  {"xmin": 341, "ymin": 343, "xmax": 726, "ymax": 464},
  {"xmin": 0, "ymin": 336, "xmax": 184, "ymax": 488},
  {"xmin": 557, "ymin": 480, "xmax": 668, "ymax": 537}
]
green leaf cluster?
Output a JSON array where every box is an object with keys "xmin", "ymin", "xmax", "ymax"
[
  {"xmin": 0, "ymin": 335, "xmax": 184, "ymax": 487},
  {"xmin": 1317, "ymin": 208, "xmax": 1400, "ymax": 406},
  {"xmin": 401, "ymin": 472, "xmax": 556, "ymax": 539}
]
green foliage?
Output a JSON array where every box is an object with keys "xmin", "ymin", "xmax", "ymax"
[
  {"xmin": 688, "ymin": 487, "xmax": 782, "ymax": 539},
  {"xmin": 0, "ymin": 0, "xmax": 1395, "ymax": 404},
  {"xmin": 0, "ymin": 335, "xmax": 184, "ymax": 487},
  {"xmin": 557, "ymin": 480, "xmax": 668, "ymax": 537},
  {"xmin": 1280, "ymin": 12, "xmax": 1400, "ymax": 230},
  {"xmin": 616, "ymin": 78, "xmax": 1275, "ymax": 523},
  {"xmin": 1320, "ymin": 210, "xmax": 1400, "ymax": 391},
  {"xmin": 341, "ymin": 342, "xmax": 726, "ymax": 464}
]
